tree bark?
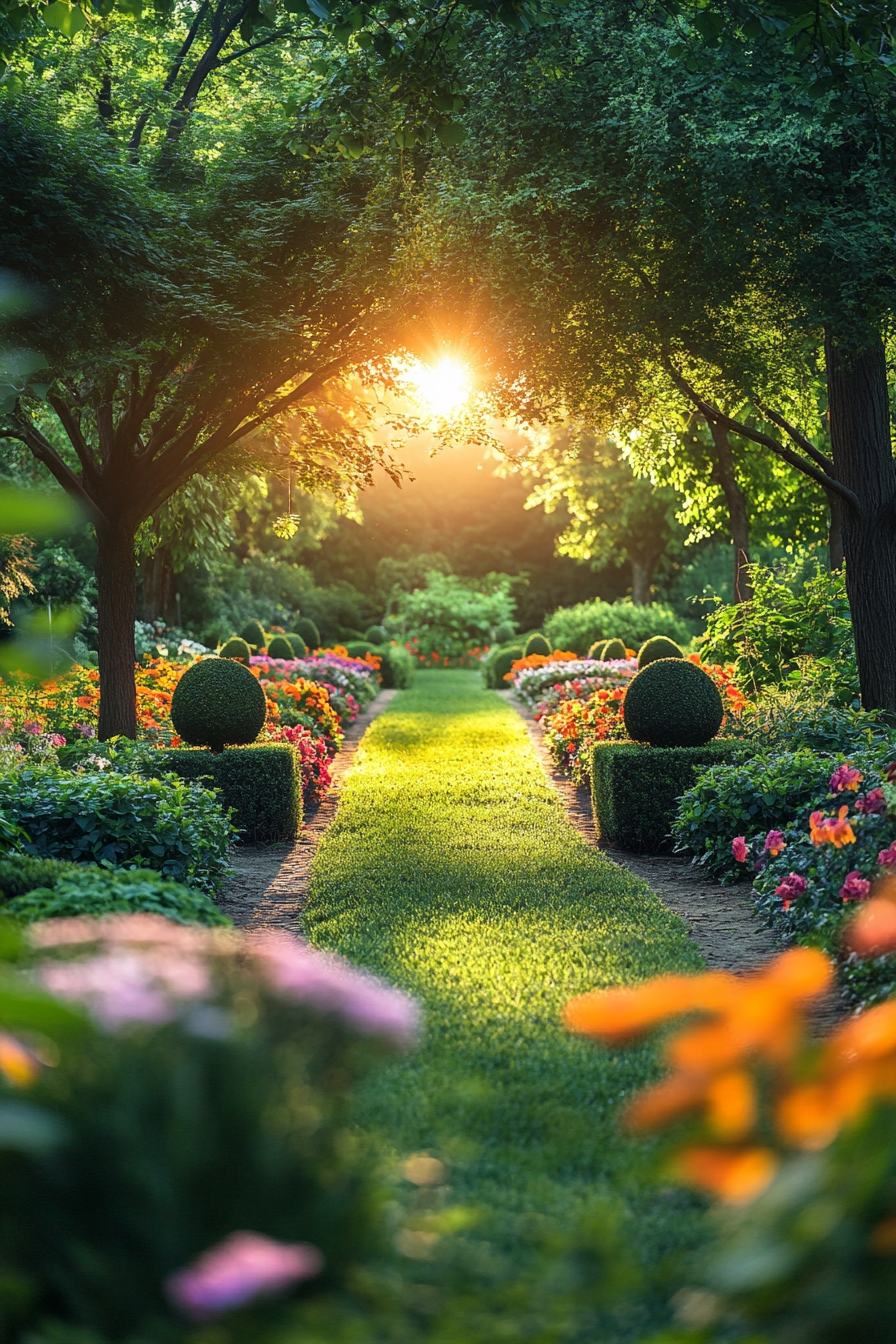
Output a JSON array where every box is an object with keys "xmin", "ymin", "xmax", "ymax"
[
  {"xmin": 630, "ymin": 558, "xmax": 652, "ymax": 605},
  {"xmin": 826, "ymin": 488, "xmax": 844, "ymax": 571},
  {"xmin": 95, "ymin": 521, "xmax": 137, "ymax": 739},
  {"xmin": 825, "ymin": 333, "xmax": 896, "ymax": 714},
  {"xmin": 707, "ymin": 418, "xmax": 753, "ymax": 602}
]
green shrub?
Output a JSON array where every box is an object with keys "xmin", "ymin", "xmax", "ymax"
[
  {"xmin": 672, "ymin": 748, "xmax": 842, "ymax": 883},
  {"xmin": 591, "ymin": 740, "xmax": 746, "ymax": 851},
  {"xmin": 494, "ymin": 621, "xmax": 516, "ymax": 643},
  {"xmin": 4, "ymin": 864, "xmax": 229, "ymax": 927},
  {"xmin": 524, "ymin": 633, "xmax": 551, "ymax": 657},
  {"xmin": 239, "ymin": 618, "xmax": 267, "ymax": 650},
  {"xmin": 545, "ymin": 598, "xmax": 691, "ymax": 658},
  {"xmin": 365, "ymin": 624, "xmax": 388, "ymax": 644},
  {"xmin": 345, "ymin": 640, "xmax": 377, "ymax": 659},
  {"xmin": 294, "ymin": 617, "xmax": 320, "ymax": 650},
  {"xmin": 0, "ymin": 768, "xmax": 233, "ymax": 893},
  {"xmin": 219, "ymin": 635, "xmax": 251, "ymax": 664},
  {"xmin": 284, "ymin": 632, "xmax": 308, "ymax": 658},
  {"xmin": 490, "ymin": 645, "xmax": 524, "ymax": 689},
  {"xmin": 170, "ymin": 657, "xmax": 267, "ymax": 753},
  {"xmin": 601, "ymin": 638, "xmax": 628, "ymax": 661},
  {"xmin": 0, "ymin": 855, "xmax": 81, "ymax": 900},
  {"xmin": 395, "ymin": 571, "xmax": 516, "ymax": 660},
  {"xmin": 162, "ymin": 743, "xmax": 302, "ymax": 843},
  {"xmin": 624, "ymin": 658, "xmax": 724, "ymax": 748},
  {"xmin": 375, "ymin": 643, "xmax": 415, "ymax": 689},
  {"xmin": 588, "ymin": 640, "xmax": 609, "ymax": 660},
  {"xmin": 266, "ymin": 634, "xmax": 294, "ymax": 660},
  {"xmin": 638, "ymin": 635, "xmax": 683, "ymax": 668}
]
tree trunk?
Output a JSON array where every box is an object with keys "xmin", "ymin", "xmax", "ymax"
[
  {"xmin": 95, "ymin": 521, "xmax": 137, "ymax": 739},
  {"xmin": 142, "ymin": 545, "xmax": 176, "ymax": 624},
  {"xmin": 630, "ymin": 557, "xmax": 653, "ymax": 605},
  {"xmin": 707, "ymin": 417, "xmax": 753, "ymax": 603},
  {"xmin": 826, "ymin": 488, "xmax": 844, "ymax": 571},
  {"xmin": 825, "ymin": 333, "xmax": 896, "ymax": 714}
]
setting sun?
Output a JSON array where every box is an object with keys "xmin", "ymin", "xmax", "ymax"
[{"xmin": 403, "ymin": 357, "xmax": 471, "ymax": 416}]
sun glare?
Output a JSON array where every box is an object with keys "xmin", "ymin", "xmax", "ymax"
[{"xmin": 403, "ymin": 358, "xmax": 471, "ymax": 417}]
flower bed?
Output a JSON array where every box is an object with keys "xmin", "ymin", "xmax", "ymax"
[{"xmin": 512, "ymin": 657, "xmax": 637, "ymax": 711}]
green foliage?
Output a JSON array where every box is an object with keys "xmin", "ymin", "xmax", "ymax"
[
  {"xmin": 0, "ymin": 532, "xmax": 34, "ymax": 625},
  {"xmin": 623, "ymin": 659, "xmax": 724, "ymax": 748},
  {"xmin": 0, "ymin": 855, "xmax": 80, "ymax": 899},
  {"xmin": 672, "ymin": 748, "xmax": 841, "ymax": 883},
  {"xmin": 730, "ymin": 685, "xmax": 895, "ymax": 754},
  {"xmin": 285, "ymin": 632, "xmax": 309, "ymax": 658},
  {"xmin": 393, "ymin": 571, "xmax": 516, "ymax": 659},
  {"xmin": 162, "ymin": 744, "xmax": 302, "ymax": 843},
  {"xmin": 266, "ymin": 634, "xmax": 295, "ymax": 660},
  {"xmin": 523, "ymin": 632, "xmax": 550, "ymax": 657},
  {"xmin": 588, "ymin": 640, "xmax": 609, "ymax": 659},
  {"xmin": 170, "ymin": 657, "xmax": 267, "ymax": 753},
  {"xmin": 219, "ymin": 635, "xmax": 252, "ymax": 664},
  {"xmin": 494, "ymin": 621, "xmax": 516, "ymax": 643},
  {"xmin": 305, "ymin": 670, "xmax": 704, "ymax": 1336},
  {"xmin": 701, "ymin": 562, "xmax": 858, "ymax": 700},
  {"xmin": 294, "ymin": 617, "xmax": 321, "ymax": 651},
  {"xmin": 489, "ymin": 644, "xmax": 524, "ymax": 688},
  {"xmin": 638, "ymin": 636, "xmax": 683, "ymax": 668},
  {"xmin": 545, "ymin": 600, "xmax": 691, "ymax": 658},
  {"xmin": 374, "ymin": 643, "xmax": 415, "ymax": 690},
  {"xmin": 4, "ymin": 864, "xmax": 229, "ymax": 927},
  {"xmin": 365, "ymin": 625, "xmax": 388, "ymax": 644},
  {"xmin": 240, "ymin": 618, "xmax": 268, "ymax": 651},
  {"xmin": 0, "ymin": 767, "xmax": 234, "ymax": 893},
  {"xmin": 591, "ymin": 740, "xmax": 746, "ymax": 851},
  {"xmin": 601, "ymin": 638, "xmax": 628, "ymax": 661},
  {"xmin": 345, "ymin": 640, "xmax": 377, "ymax": 658}
]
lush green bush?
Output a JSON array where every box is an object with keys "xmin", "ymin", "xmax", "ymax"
[
  {"xmin": 0, "ymin": 855, "xmax": 81, "ymax": 899},
  {"xmin": 545, "ymin": 599, "xmax": 691, "ymax": 657},
  {"xmin": 219, "ymin": 636, "xmax": 251, "ymax": 664},
  {"xmin": 364, "ymin": 624, "xmax": 388, "ymax": 644},
  {"xmin": 162, "ymin": 744, "xmax": 302, "ymax": 843},
  {"xmin": 488, "ymin": 644, "xmax": 524, "ymax": 689},
  {"xmin": 493, "ymin": 621, "xmax": 516, "ymax": 643},
  {"xmin": 0, "ymin": 915, "xmax": 417, "ymax": 1342},
  {"xmin": 623, "ymin": 658, "xmax": 724, "ymax": 748},
  {"xmin": 601, "ymin": 637, "xmax": 628, "ymax": 660},
  {"xmin": 284, "ymin": 631, "xmax": 309, "ymax": 657},
  {"xmin": 672, "ymin": 748, "xmax": 842, "ymax": 883},
  {"xmin": 266, "ymin": 634, "xmax": 294, "ymax": 660},
  {"xmin": 4, "ymin": 863, "xmax": 229, "ymax": 926},
  {"xmin": 523, "ymin": 632, "xmax": 550, "ymax": 657},
  {"xmin": 637, "ymin": 635, "xmax": 683, "ymax": 667},
  {"xmin": 0, "ymin": 768, "xmax": 233, "ymax": 893},
  {"xmin": 293, "ymin": 617, "xmax": 320, "ymax": 650},
  {"xmin": 344, "ymin": 640, "xmax": 377, "ymax": 659},
  {"xmin": 240, "ymin": 618, "xmax": 267, "ymax": 650},
  {"xmin": 374, "ymin": 643, "xmax": 415, "ymax": 689},
  {"xmin": 730, "ymin": 684, "xmax": 893, "ymax": 754},
  {"xmin": 392, "ymin": 571, "xmax": 515, "ymax": 659},
  {"xmin": 701, "ymin": 560, "xmax": 859, "ymax": 700},
  {"xmin": 591, "ymin": 740, "xmax": 746, "ymax": 851},
  {"xmin": 170, "ymin": 657, "xmax": 267, "ymax": 752}
]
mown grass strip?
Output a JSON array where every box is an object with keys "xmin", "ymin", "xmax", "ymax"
[{"xmin": 306, "ymin": 670, "xmax": 705, "ymax": 1337}]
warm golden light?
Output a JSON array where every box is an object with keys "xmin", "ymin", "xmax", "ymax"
[{"xmin": 403, "ymin": 358, "xmax": 471, "ymax": 416}]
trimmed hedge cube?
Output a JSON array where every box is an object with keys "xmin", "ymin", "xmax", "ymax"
[
  {"xmin": 162, "ymin": 744, "xmax": 302, "ymax": 843},
  {"xmin": 591, "ymin": 740, "xmax": 747, "ymax": 852}
]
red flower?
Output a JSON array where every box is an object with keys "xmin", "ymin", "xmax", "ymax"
[
  {"xmin": 840, "ymin": 871, "xmax": 871, "ymax": 904},
  {"xmin": 732, "ymin": 837, "xmax": 748, "ymax": 863}
]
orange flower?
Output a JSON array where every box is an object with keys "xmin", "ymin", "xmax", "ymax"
[
  {"xmin": 810, "ymin": 805, "xmax": 856, "ymax": 848},
  {"xmin": 671, "ymin": 1146, "xmax": 779, "ymax": 1204},
  {"xmin": 844, "ymin": 887, "xmax": 896, "ymax": 957},
  {"xmin": 0, "ymin": 1033, "xmax": 39, "ymax": 1087}
]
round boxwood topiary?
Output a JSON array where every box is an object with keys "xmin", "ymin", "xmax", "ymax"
[
  {"xmin": 291, "ymin": 618, "xmax": 318, "ymax": 649},
  {"xmin": 220, "ymin": 636, "xmax": 251, "ymax": 665},
  {"xmin": 524, "ymin": 632, "xmax": 551, "ymax": 658},
  {"xmin": 601, "ymin": 638, "xmax": 628, "ymax": 661},
  {"xmin": 266, "ymin": 635, "xmax": 295, "ymax": 660},
  {"xmin": 494, "ymin": 621, "xmax": 516, "ymax": 644},
  {"xmin": 284, "ymin": 633, "xmax": 307, "ymax": 658},
  {"xmin": 345, "ymin": 640, "xmax": 377, "ymax": 659},
  {"xmin": 365, "ymin": 624, "xmax": 388, "ymax": 645},
  {"xmin": 623, "ymin": 658, "xmax": 724, "ymax": 748},
  {"xmin": 492, "ymin": 645, "xmax": 524, "ymax": 687},
  {"xmin": 171, "ymin": 657, "xmax": 267, "ymax": 753},
  {"xmin": 638, "ymin": 635, "xmax": 684, "ymax": 669},
  {"xmin": 588, "ymin": 639, "xmax": 609, "ymax": 660},
  {"xmin": 240, "ymin": 619, "xmax": 267, "ymax": 650}
]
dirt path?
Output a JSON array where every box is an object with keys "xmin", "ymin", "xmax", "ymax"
[{"xmin": 219, "ymin": 689, "xmax": 397, "ymax": 930}]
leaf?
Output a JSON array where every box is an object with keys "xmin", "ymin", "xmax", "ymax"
[
  {"xmin": 0, "ymin": 485, "xmax": 81, "ymax": 535},
  {"xmin": 435, "ymin": 120, "xmax": 467, "ymax": 147},
  {"xmin": 42, "ymin": 2, "xmax": 87, "ymax": 36},
  {"xmin": 305, "ymin": 0, "xmax": 329, "ymax": 18}
]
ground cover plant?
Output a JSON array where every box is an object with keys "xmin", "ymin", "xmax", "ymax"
[
  {"xmin": 1, "ymin": 861, "xmax": 229, "ymax": 926},
  {"xmin": 304, "ymin": 669, "xmax": 708, "ymax": 1341}
]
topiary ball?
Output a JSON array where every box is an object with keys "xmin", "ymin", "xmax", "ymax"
[
  {"xmin": 588, "ymin": 639, "xmax": 609, "ymax": 660},
  {"xmin": 220, "ymin": 636, "xmax": 251, "ymax": 665},
  {"xmin": 171, "ymin": 658, "xmax": 267, "ymax": 753},
  {"xmin": 601, "ymin": 638, "xmax": 628, "ymax": 661},
  {"xmin": 240, "ymin": 619, "xmax": 267, "ymax": 650},
  {"xmin": 284, "ymin": 633, "xmax": 308, "ymax": 658},
  {"xmin": 494, "ymin": 622, "xmax": 516, "ymax": 644},
  {"xmin": 266, "ymin": 635, "xmax": 294, "ymax": 660},
  {"xmin": 623, "ymin": 658, "xmax": 724, "ymax": 748},
  {"xmin": 344, "ymin": 640, "xmax": 377, "ymax": 659},
  {"xmin": 365, "ymin": 624, "xmax": 388, "ymax": 645},
  {"xmin": 294, "ymin": 618, "xmax": 319, "ymax": 650},
  {"xmin": 524, "ymin": 633, "xmax": 551, "ymax": 658},
  {"xmin": 492, "ymin": 645, "xmax": 524, "ymax": 687},
  {"xmin": 638, "ymin": 635, "xmax": 684, "ymax": 669}
]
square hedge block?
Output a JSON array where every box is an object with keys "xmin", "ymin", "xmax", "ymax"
[
  {"xmin": 591, "ymin": 740, "xmax": 747, "ymax": 853},
  {"xmin": 161, "ymin": 744, "xmax": 302, "ymax": 843}
]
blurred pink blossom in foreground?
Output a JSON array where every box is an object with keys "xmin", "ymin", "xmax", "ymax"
[
  {"xmin": 166, "ymin": 1231, "xmax": 323, "ymax": 1318},
  {"xmin": 251, "ymin": 930, "xmax": 420, "ymax": 1045}
]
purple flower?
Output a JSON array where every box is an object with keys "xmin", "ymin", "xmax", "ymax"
[
  {"xmin": 166, "ymin": 1231, "xmax": 323, "ymax": 1319},
  {"xmin": 829, "ymin": 763, "xmax": 863, "ymax": 793},
  {"xmin": 840, "ymin": 870, "xmax": 871, "ymax": 904},
  {"xmin": 75, "ymin": 723, "xmax": 96, "ymax": 738},
  {"xmin": 731, "ymin": 837, "xmax": 748, "ymax": 863},
  {"xmin": 879, "ymin": 843, "xmax": 896, "ymax": 868},
  {"xmin": 251, "ymin": 931, "xmax": 420, "ymax": 1045},
  {"xmin": 49, "ymin": 733, "xmax": 66, "ymax": 748},
  {"xmin": 774, "ymin": 872, "xmax": 807, "ymax": 912},
  {"xmin": 856, "ymin": 788, "xmax": 886, "ymax": 815},
  {"xmin": 764, "ymin": 830, "xmax": 786, "ymax": 856}
]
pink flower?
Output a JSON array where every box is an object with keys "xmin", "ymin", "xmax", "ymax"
[
  {"xmin": 840, "ymin": 870, "xmax": 871, "ymax": 904},
  {"xmin": 0, "ymin": 718, "xmax": 12, "ymax": 735},
  {"xmin": 731, "ymin": 837, "xmax": 748, "ymax": 863},
  {"xmin": 23, "ymin": 721, "xmax": 42, "ymax": 736},
  {"xmin": 251, "ymin": 931, "xmax": 420, "ymax": 1045},
  {"xmin": 879, "ymin": 843, "xmax": 896, "ymax": 868},
  {"xmin": 829, "ymin": 763, "xmax": 863, "ymax": 793},
  {"xmin": 49, "ymin": 733, "xmax": 66, "ymax": 748},
  {"xmin": 774, "ymin": 873, "xmax": 807, "ymax": 913},
  {"xmin": 75, "ymin": 723, "xmax": 96, "ymax": 738},
  {"xmin": 856, "ymin": 788, "xmax": 887, "ymax": 815},
  {"xmin": 764, "ymin": 830, "xmax": 786, "ymax": 856},
  {"xmin": 166, "ymin": 1232, "xmax": 323, "ymax": 1319}
]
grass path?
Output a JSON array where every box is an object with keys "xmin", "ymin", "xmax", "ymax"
[{"xmin": 305, "ymin": 671, "xmax": 705, "ymax": 1337}]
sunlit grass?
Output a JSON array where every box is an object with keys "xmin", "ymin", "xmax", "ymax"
[{"xmin": 306, "ymin": 670, "xmax": 706, "ymax": 1339}]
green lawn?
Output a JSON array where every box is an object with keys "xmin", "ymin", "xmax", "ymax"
[{"xmin": 305, "ymin": 670, "xmax": 705, "ymax": 1340}]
